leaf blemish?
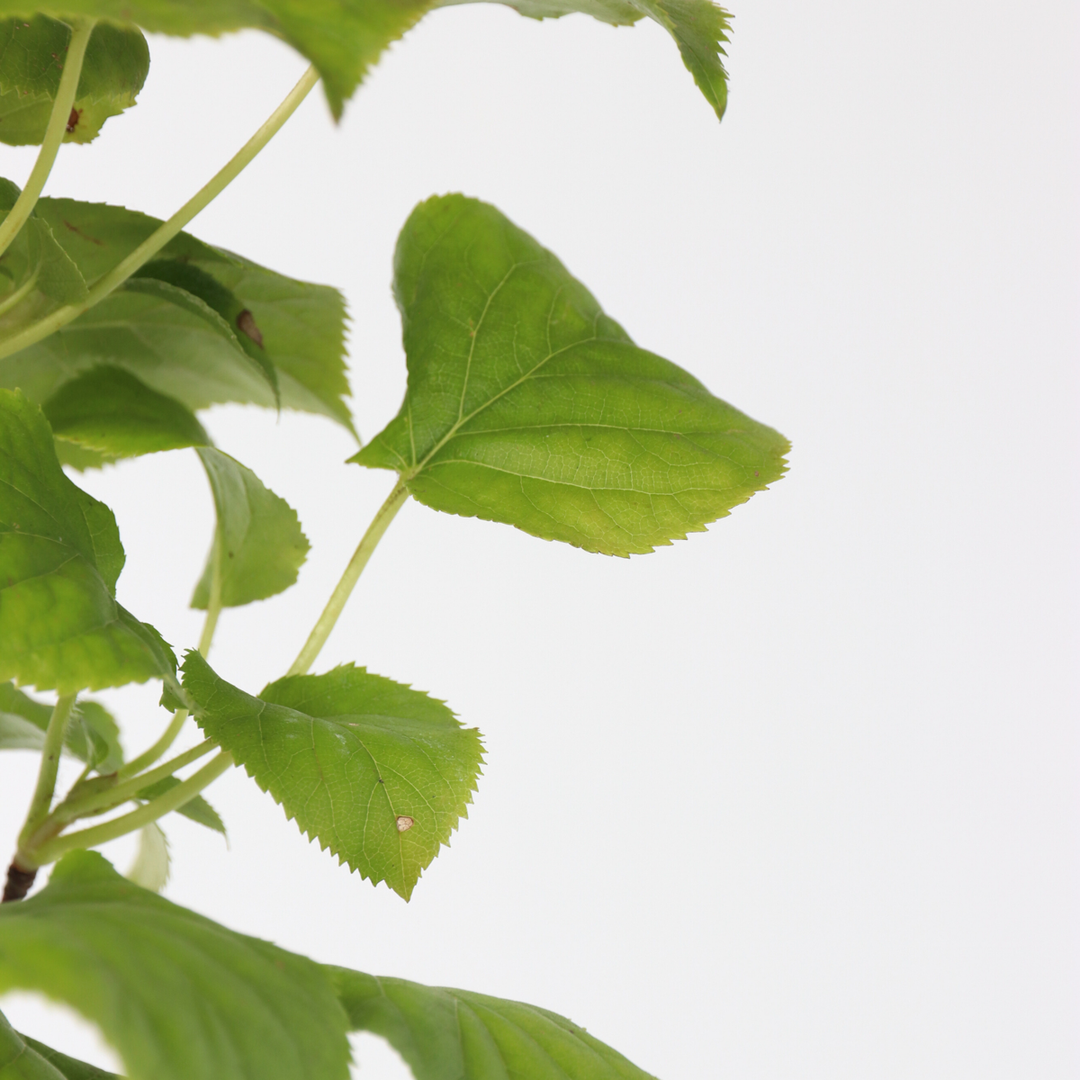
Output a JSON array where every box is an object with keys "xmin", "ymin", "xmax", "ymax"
[
  {"xmin": 66, "ymin": 108, "xmax": 81, "ymax": 134},
  {"xmin": 395, "ymin": 815, "xmax": 414, "ymax": 832},
  {"xmin": 236, "ymin": 309, "xmax": 264, "ymax": 348}
]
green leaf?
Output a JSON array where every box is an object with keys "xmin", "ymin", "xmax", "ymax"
[
  {"xmin": 125, "ymin": 822, "xmax": 169, "ymax": 892},
  {"xmin": 3, "ymin": 197, "xmax": 351, "ymax": 430},
  {"xmin": 0, "ymin": 1007, "xmax": 76, "ymax": 1079},
  {"xmin": 330, "ymin": 967, "xmax": 660, "ymax": 1080},
  {"xmin": 354, "ymin": 195, "xmax": 789, "ymax": 557},
  {"xmin": 0, "ymin": 16, "xmax": 149, "ymax": 145},
  {"xmin": 189, "ymin": 447, "xmax": 309, "ymax": 610},
  {"xmin": 136, "ymin": 775, "xmax": 226, "ymax": 835},
  {"xmin": 42, "ymin": 366, "xmax": 210, "ymax": 459},
  {"xmin": 441, "ymin": 0, "xmax": 732, "ymax": 120},
  {"xmin": 181, "ymin": 653, "xmax": 483, "ymax": 900},
  {"xmin": 0, "ymin": 851, "xmax": 351, "ymax": 1080},
  {"xmin": 20, "ymin": 1033, "xmax": 120, "ymax": 1080},
  {"xmin": 0, "ymin": 683, "xmax": 122, "ymax": 770},
  {"xmin": 0, "ymin": 389, "xmax": 177, "ymax": 693}
]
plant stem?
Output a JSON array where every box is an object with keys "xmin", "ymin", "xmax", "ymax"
[
  {"xmin": 288, "ymin": 483, "xmax": 409, "ymax": 677},
  {"xmin": 198, "ymin": 534, "xmax": 224, "ymax": 657},
  {"xmin": 31, "ymin": 751, "xmax": 234, "ymax": 866},
  {"xmin": 0, "ymin": 63, "xmax": 321, "ymax": 361},
  {"xmin": 0, "ymin": 19, "xmax": 95, "ymax": 259},
  {"xmin": 16, "ymin": 694, "xmax": 77, "ymax": 849},
  {"xmin": 55, "ymin": 740, "xmax": 216, "ymax": 824}
]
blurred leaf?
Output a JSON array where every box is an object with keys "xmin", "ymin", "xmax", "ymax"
[
  {"xmin": 190, "ymin": 448, "xmax": 309, "ymax": 610},
  {"xmin": 0, "ymin": 684, "xmax": 121, "ymax": 770},
  {"xmin": 2, "ymin": 198, "xmax": 351, "ymax": 429},
  {"xmin": 20, "ymin": 1033, "xmax": 120, "ymax": 1080},
  {"xmin": 0, "ymin": 389, "xmax": 176, "ymax": 692},
  {"xmin": 1, "ymin": 1005, "xmax": 107, "ymax": 1078},
  {"xmin": 42, "ymin": 366, "xmax": 210, "ymax": 459},
  {"xmin": 330, "ymin": 966, "xmax": 660, "ymax": 1080},
  {"xmin": 125, "ymin": 822, "xmax": 169, "ymax": 892},
  {"xmin": 136, "ymin": 775, "xmax": 225, "ymax": 835},
  {"xmin": 182, "ymin": 653, "xmax": 483, "ymax": 900},
  {"xmin": 0, "ymin": 851, "xmax": 351, "ymax": 1080},
  {"xmin": 355, "ymin": 195, "xmax": 789, "ymax": 556},
  {"xmin": 0, "ymin": 16, "xmax": 149, "ymax": 145}
]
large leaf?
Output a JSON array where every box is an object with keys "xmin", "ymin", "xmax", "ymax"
[
  {"xmin": 42, "ymin": 366, "xmax": 210, "ymax": 459},
  {"xmin": 1, "ymin": 197, "xmax": 351, "ymax": 430},
  {"xmin": 1, "ymin": 1006, "xmax": 120, "ymax": 1079},
  {"xmin": 354, "ymin": 195, "xmax": 789, "ymax": 557},
  {"xmin": 0, "ymin": 16, "xmax": 149, "ymax": 145},
  {"xmin": 189, "ymin": 447, "xmax": 309, "ymax": 610},
  {"xmin": 331, "ymin": 967, "xmax": 659, "ymax": 1080},
  {"xmin": 0, "ymin": 683, "xmax": 123, "ymax": 771},
  {"xmin": 0, "ymin": 389, "xmax": 176, "ymax": 692},
  {"xmin": 181, "ymin": 652, "xmax": 483, "ymax": 900},
  {"xmin": 441, "ymin": 0, "xmax": 733, "ymax": 120},
  {"xmin": 0, "ymin": 851, "xmax": 351, "ymax": 1080}
]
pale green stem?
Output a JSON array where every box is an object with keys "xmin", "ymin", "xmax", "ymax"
[
  {"xmin": 0, "ymin": 19, "xmax": 95, "ymax": 259},
  {"xmin": 0, "ymin": 64, "xmax": 321, "ymax": 361},
  {"xmin": 288, "ymin": 483, "xmax": 409, "ymax": 677},
  {"xmin": 0, "ymin": 269, "xmax": 40, "ymax": 318},
  {"xmin": 56, "ymin": 739, "xmax": 215, "ymax": 823},
  {"xmin": 30, "ymin": 751, "xmax": 234, "ymax": 866},
  {"xmin": 115, "ymin": 567, "xmax": 223, "ymax": 781},
  {"xmin": 16, "ymin": 694, "xmax": 77, "ymax": 848}
]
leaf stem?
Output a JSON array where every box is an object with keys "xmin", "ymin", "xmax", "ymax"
[
  {"xmin": 0, "ymin": 18, "xmax": 95, "ymax": 259},
  {"xmin": 198, "ymin": 533, "xmax": 224, "ymax": 658},
  {"xmin": 0, "ymin": 63, "xmax": 321, "ymax": 361},
  {"xmin": 54, "ymin": 739, "xmax": 216, "ymax": 824},
  {"xmin": 30, "ymin": 751, "xmax": 234, "ymax": 866},
  {"xmin": 288, "ymin": 483, "xmax": 409, "ymax": 676},
  {"xmin": 16, "ymin": 694, "xmax": 77, "ymax": 849},
  {"xmin": 117, "ymin": 708, "xmax": 190, "ymax": 781}
]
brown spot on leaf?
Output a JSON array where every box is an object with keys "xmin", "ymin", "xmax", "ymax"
[
  {"xmin": 236, "ymin": 309, "xmax": 264, "ymax": 348},
  {"xmin": 66, "ymin": 108, "xmax": 80, "ymax": 134},
  {"xmin": 395, "ymin": 815, "xmax": 414, "ymax": 833}
]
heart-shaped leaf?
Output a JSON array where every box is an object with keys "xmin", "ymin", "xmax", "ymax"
[
  {"xmin": 354, "ymin": 195, "xmax": 789, "ymax": 556},
  {"xmin": 181, "ymin": 652, "xmax": 483, "ymax": 899},
  {"xmin": 0, "ymin": 851, "xmax": 351, "ymax": 1080},
  {"xmin": 0, "ymin": 16, "xmax": 149, "ymax": 145},
  {"xmin": 0, "ymin": 389, "xmax": 176, "ymax": 692},
  {"xmin": 189, "ymin": 448, "xmax": 309, "ymax": 610},
  {"xmin": 330, "ymin": 966, "xmax": 659, "ymax": 1080}
]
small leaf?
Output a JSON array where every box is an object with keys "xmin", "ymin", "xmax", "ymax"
[
  {"xmin": 0, "ymin": 851, "xmax": 351, "ymax": 1080},
  {"xmin": 0, "ymin": 16, "xmax": 150, "ymax": 146},
  {"xmin": 439, "ymin": 0, "xmax": 733, "ymax": 120},
  {"xmin": 354, "ymin": 195, "xmax": 789, "ymax": 556},
  {"xmin": 189, "ymin": 448, "xmax": 309, "ymax": 610},
  {"xmin": 136, "ymin": 775, "xmax": 226, "ymax": 835},
  {"xmin": 0, "ymin": 683, "xmax": 121, "ymax": 770},
  {"xmin": 20, "ymin": 1032, "xmax": 120, "ymax": 1080},
  {"xmin": 181, "ymin": 652, "xmax": 484, "ymax": 900},
  {"xmin": 42, "ymin": 367, "xmax": 210, "ymax": 459},
  {"xmin": 125, "ymin": 822, "xmax": 169, "ymax": 893},
  {"xmin": 0, "ymin": 1007, "xmax": 77, "ymax": 1078},
  {"xmin": 0, "ymin": 389, "xmax": 177, "ymax": 693},
  {"xmin": 330, "ymin": 967, "xmax": 660, "ymax": 1080},
  {"xmin": 3, "ymin": 197, "xmax": 351, "ymax": 430}
]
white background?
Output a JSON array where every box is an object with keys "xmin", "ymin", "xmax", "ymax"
[{"xmin": 1, "ymin": 2, "xmax": 1078, "ymax": 1077}]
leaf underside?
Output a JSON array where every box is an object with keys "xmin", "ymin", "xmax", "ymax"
[
  {"xmin": 0, "ymin": 852, "xmax": 351, "ymax": 1080},
  {"xmin": 0, "ymin": 0, "xmax": 730, "ymax": 122},
  {"xmin": 331, "ymin": 966, "xmax": 660, "ymax": 1080},
  {"xmin": 0, "ymin": 16, "xmax": 149, "ymax": 145},
  {"xmin": 0, "ymin": 196, "xmax": 352, "ymax": 436},
  {"xmin": 181, "ymin": 652, "xmax": 484, "ymax": 900},
  {"xmin": 0, "ymin": 389, "xmax": 176, "ymax": 693},
  {"xmin": 355, "ymin": 194, "xmax": 789, "ymax": 557}
]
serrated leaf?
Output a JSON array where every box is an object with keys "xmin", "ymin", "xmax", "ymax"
[
  {"xmin": 136, "ymin": 775, "xmax": 225, "ymax": 835},
  {"xmin": 0, "ymin": 16, "xmax": 149, "ymax": 146},
  {"xmin": 0, "ymin": 389, "xmax": 177, "ymax": 692},
  {"xmin": 2, "ymin": 197, "xmax": 351, "ymax": 429},
  {"xmin": 0, "ymin": 683, "xmax": 121, "ymax": 770},
  {"xmin": 441, "ymin": 0, "xmax": 732, "ymax": 120},
  {"xmin": 189, "ymin": 447, "xmax": 309, "ymax": 610},
  {"xmin": 354, "ymin": 195, "xmax": 789, "ymax": 556},
  {"xmin": 42, "ymin": 366, "xmax": 210, "ymax": 459},
  {"xmin": 181, "ymin": 653, "xmax": 483, "ymax": 900},
  {"xmin": 330, "ymin": 967, "xmax": 659, "ymax": 1080},
  {"xmin": 125, "ymin": 822, "xmax": 169, "ymax": 892},
  {"xmin": 0, "ymin": 851, "xmax": 351, "ymax": 1080}
]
